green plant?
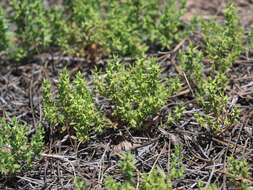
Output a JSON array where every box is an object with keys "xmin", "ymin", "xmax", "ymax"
[
  {"xmin": 42, "ymin": 68, "xmax": 104, "ymax": 142},
  {"xmin": 179, "ymin": 42, "xmax": 204, "ymax": 87},
  {"xmin": 156, "ymin": 0, "xmax": 187, "ymax": 49},
  {"xmin": 179, "ymin": 40, "xmax": 240, "ymax": 132},
  {"xmin": 184, "ymin": 4, "xmax": 244, "ymax": 131},
  {"xmin": 105, "ymin": 147, "xmax": 184, "ymax": 190},
  {"xmin": 194, "ymin": 73, "xmax": 234, "ymax": 131},
  {"xmin": 241, "ymin": 184, "xmax": 253, "ymax": 190},
  {"xmin": 73, "ymin": 176, "xmax": 87, "ymax": 190},
  {"xmin": 9, "ymin": 0, "xmax": 52, "ymax": 61},
  {"xmin": 47, "ymin": 5, "xmax": 70, "ymax": 51},
  {"xmin": 201, "ymin": 3, "xmax": 244, "ymax": 73},
  {"xmin": 169, "ymin": 145, "xmax": 184, "ymax": 179},
  {"xmin": 68, "ymin": 0, "xmax": 104, "ymax": 56},
  {"xmin": 0, "ymin": 118, "xmax": 44, "ymax": 176},
  {"xmin": 104, "ymin": 151, "xmax": 173, "ymax": 190},
  {"xmin": 73, "ymin": 147, "xmax": 184, "ymax": 189},
  {"xmin": 167, "ymin": 102, "xmax": 185, "ymax": 124},
  {"xmin": 101, "ymin": 0, "xmax": 145, "ymax": 57},
  {"xmin": 1, "ymin": 0, "xmax": 193, "ymax": 59},
  {"xmin": 194, "ymin": 67, "xmax": 240, "ymax": 132},
  {"xmin": 140, "ymin": 168, "xmax": 172, "ymax": 190},
  {"xmin": 247, "ymin": 25, "xmax": 253, "ymax": 50},
  {"xmin": 94, "ymin": 57, "xmax": 182, "ymax": 129},
  {"xmin": 105, "ymin": 152, "xmax": 136, "ymax": 190},
  {"xmin": 228, "ymin": 156, "xmax": 250, "ymax": 183},
  {"xmin": 130, "ymin": 0, "xmax": 190, "ymax": 51},
  {"xmin": 51, "ymin": 0, "xmax": 190, "ymax": 57},
  {"xmin": 198, "ymin": 182, "xmax": 218, "ymax": 190},
  {"xmin": 0, "ymin": 4, "xmax": 8, "ymax": 51}
]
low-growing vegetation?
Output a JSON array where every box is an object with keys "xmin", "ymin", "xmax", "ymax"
[
  {"xmin": 0, "ymin": 118, "xmax": 44, "ymax": 176},
  {"xmin": 74, "ymin": 149, "xmax": 184, "ymax": 190},
  {"xmin": 0, "ymin": 0, "xmax": 191, "ymax": 60},
  {"xmin": 42, "ymin": 68, "xmax": 104, "ymax": 142},
  {"xmin": 0, "ymin": 0, "xmax": 252, "ymax": 189},
  {"xmin": 93, "ymin": 57, "xmax": 181, "ymax": 129},
  {"xmin": 179, "ymin": 4, "xmax": 243, "ymax": 133},
  {"xmin": 0, "ymin": 4, "xmax": 8, "ymax": 51}
]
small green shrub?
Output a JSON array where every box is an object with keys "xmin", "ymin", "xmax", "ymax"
[
  {"xmin": 198, "ymin": 182, "xmax": 218, "ymax": 190},
  {"xmin": 247, "ymin": 25, "xmax": 253, "ymax": 50},
  {"xmin": 169, "ymin": 145, "xmax": 184, "ymax": 179},
  {"xmin": 193, "ymin": 72, "xmax": 239, "ymax": 132},
  {"xmin": 73, "ymin": 176, "xmax": 87, "ymax": 190},
  {"xmin": 105, "ymin": 152, "xmax": 136, "ymax": 190},
  {"xmin": 227, "ymin": 156, "xmax": 253, "ymax": 189},
  {"xmin": 73, "ymin": 148, "xmax": 184, "ymax": 189},
  {"xmin": 179, "ymin": 36, "xmax": 240, "ymax": 132},
  {"xmin": 0, "ymin": 118, "xmax": 44, "ymax": 176},
  {"xmin": 201, "ymin": 3, "xmax": 244, "ymax": 72},
  {"xmin": 0, "ymin": 4, "xmax": 8, "ymax": 51},
  {"xmin": 9, "ymin": 0, "xmax": 52, "ymax": 61},
  {"xmin": 66, "ymin": 0, "xmax": 104, "ymax": 56},
  {"xmin": 47, "ymin": 5, "xmax": 71, "ymax": 51},
  {"xmin": 105, "ymin": 147, "xmax": 184, "ymax": 190},
  {"xmin": 99, "ymin": 0, "xmax": 189, "ymax": 55},
  {"xmin": 156, "ymin": 0, "xmax": 187, "ymax": 49},
  {"xmin": 167, "ymin": 103, "xmax": 185, "ymax": 124},
  {"xmin": 94, "ymin": 57, "xmax": 182, "ymax": 129},
  {"xmin": 42, "ymin": 68, "xmax": 104, "ymax": 142},
  {"xmin": 140, "ymin": 168, "xmax": 172, "ymax": 190},
  {"xmin": 1, "ymin": 0, "xmax": 192, "ymax": 59},
  {"xmin": 179, "ymin": 3, "xmax": 250, "ymax": 134},
  {"xmin": 101, "ymin": 0, "xmax": 145, "ymax": 57},
  {"xmin": 179, "ymin": 42, "xmax": 204, "ymax": 87},
  {"xmin": 229, "ymin": 156, "xmax": 250, "ymax": 183},
  {"xmin": 49, "ymin": 0, "xmax": 189, "ymax": 57}
]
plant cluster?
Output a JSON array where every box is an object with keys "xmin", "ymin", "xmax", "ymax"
[
  {"xmin": 42, "ymin": 58, "xmax": 181, "ymax": 140},
  {"xmin": 56, "ymin": 0, "xmax": 189, "ymax": 56},
  {"xmin": 0, "ymin": 118, "xmax": 44, "ymax": 176},
  {"xmin": 202, "ymin": 4, "xmax": 244, "ymax": 72},
  {"xmin": 1, "ymin": 1, "xmax": 252, "ymax": 189},
  {"xmin": 74, "ymin": 148, "xmax": 184, "ymax": 190},
  {"xmin": 155, "ymin": 0, "xmax": 187, "ymax": 49},
  {"xmin": 42, "ymin": 68, "xmax": 104, "ymax": 142},
  {"xmin": 247, "ymin": 25, "xmax": 253, "ymax": 50},
  {"xmin": 168, "ymin": 145, "xmax": 184, "ymax": 179},
  {"xmin": 0, "ymin": 0, "xmax": 190, "ymax": 60},
  {"xmin": 8, "ymin": 0, "xmax": 51, "ymax": 61},
  {"xmin": 167, "ymin": 102, "xmax": 185, "ymax": 124},
  {"xmin": 93, "ymin": 57, "xmax": 182, "ymax": 129},
  {"xmin": 198, "ymin": 156, "xmax": 252, "ymax": 190},
  {"xmin": 73, "ymin": 176, "xmax": 87, "ymax": 190},
  {"xmin": 0, "ymin": 4, "xmax": 8, "ymax": 51},
  {"xmin": 228, "ymin": 156, "xmax": 250, "ymax": 184},
  {"xmin": 179, "ymin": 4, "xmax": 243, "ymax": 132}
]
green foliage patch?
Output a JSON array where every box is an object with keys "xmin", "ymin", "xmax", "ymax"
[
  {"xmin": 179, "ymin": 4, "xmax": 243, "ymax": 133},
  {"xmin": 0, "ymin": 118, "xmax": 44, "ymax": 176},
  {"xmin": 1, "ymin": 1, "xmax": 253, "ymax": 189},
  {"xmin": 0, "ymin": 4, "xmax": 8, "ymax": 51},
  {"xmin": 201, "ymin": 3, "xmax": 244, "ymax": 73},
  {"xmin": 42, "ymin": 68, "xmax": 104, "ymax": 142},
  {"xmin": 94, "ymin": 57, "xmax": 182, "ymax": 129},
  {"xmin": 8, "ymin": 0, "xmax": 51, "ymax": 61},
  {"xmin": 74, "ymin": 148, "xmax": 184, "ymax": 190},
  {"xmin": 43, "ymin": 57, "xmax": 181, "ymax": 141},
  {"xmin": 0, "ymin": 0, "xmax": 190, "ymax": 60}
]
